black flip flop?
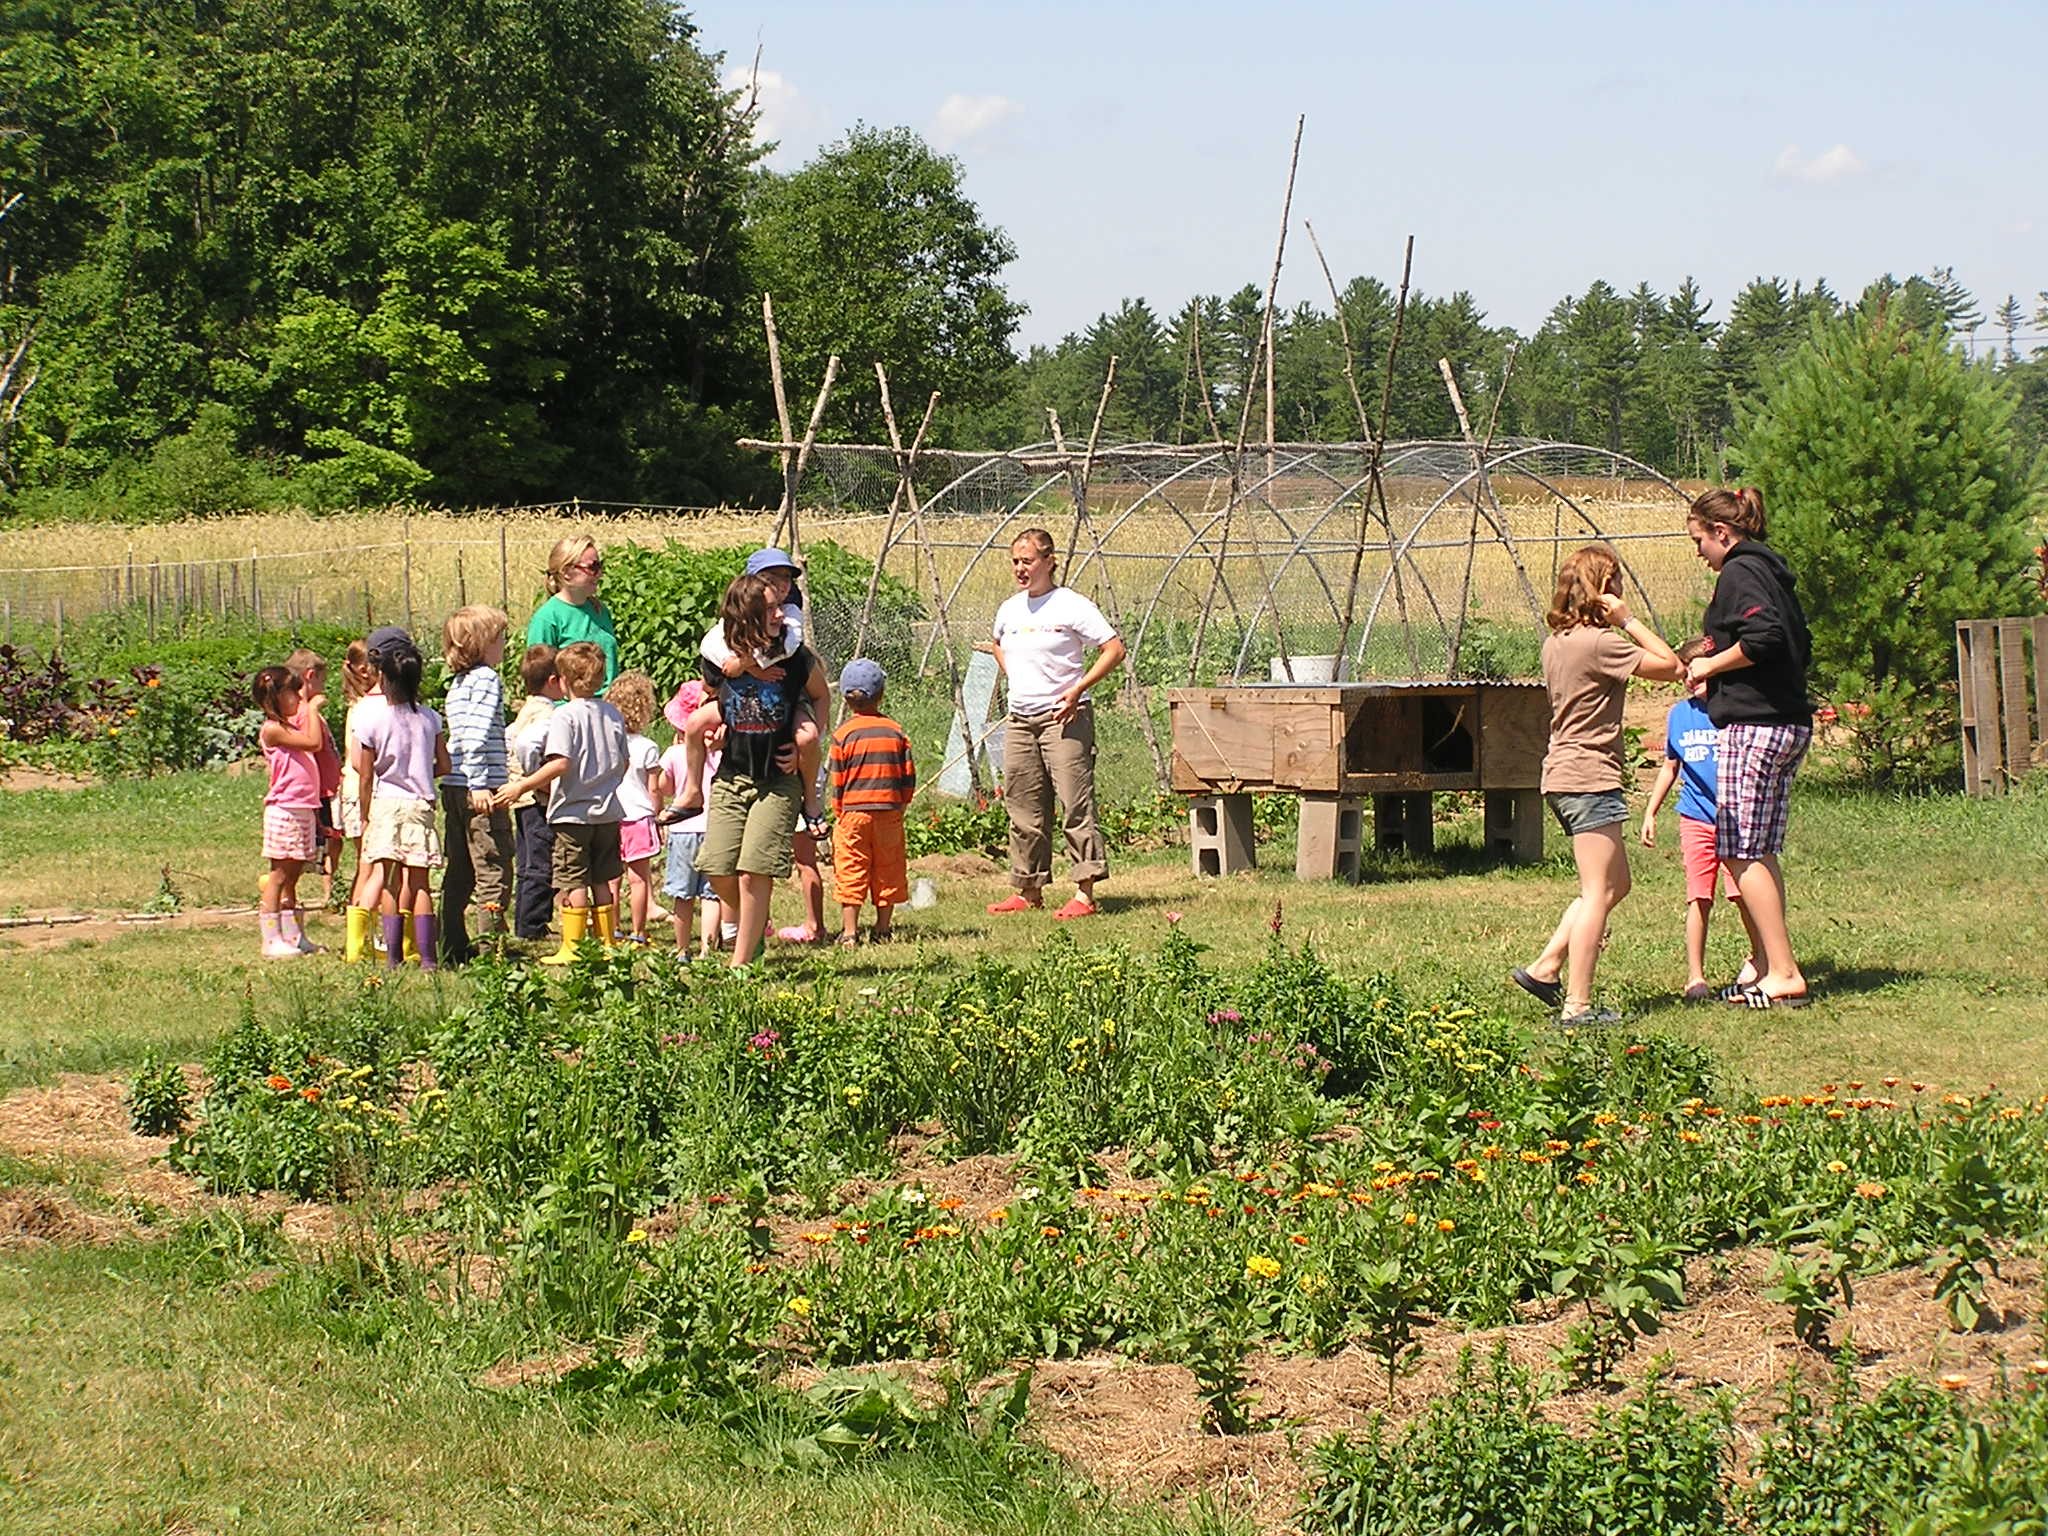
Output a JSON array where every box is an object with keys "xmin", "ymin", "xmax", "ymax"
[{"xmin": 1511, "ymin": 967, "xmax": 1563, "ymax": 1008}]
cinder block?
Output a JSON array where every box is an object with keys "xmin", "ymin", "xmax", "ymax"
[
  {"xmin": 1296, "ymin": 796, "xmax": 1364, "ymax": 881},
  {"xmin": 1484, "ymin": 788, "xmax": 1545, "ymax": 862},
  {"xmin": 1373, "ymin": 792, "xmax": 1435, "ymax": 855},
  {"xmin": 1189, "ymin": 793, "xmax": 1257, "ymax": 877}
]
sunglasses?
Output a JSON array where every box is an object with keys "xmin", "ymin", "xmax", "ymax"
[{"xmin": 570, "ymin": 557, "xmax": 603, "ymax": 574}]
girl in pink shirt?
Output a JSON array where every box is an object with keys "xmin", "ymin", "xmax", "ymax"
[{"xmin": 254, "ymin": 664, "xmax": 327, "ymax": 958}]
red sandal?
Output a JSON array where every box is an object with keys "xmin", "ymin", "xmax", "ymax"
[
  {"xmin": 1051, "ymin": 897, "xmax": 1097, "ymax": 920},
  {"xmin": 986, "ymin": 894, "xmax": 1040, "ymax": 915}
]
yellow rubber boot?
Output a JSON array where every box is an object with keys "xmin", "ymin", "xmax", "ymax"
[
  {"xmin": 343, "ymin": 906, "xmax": 373, "ymax": 964},
  {"xmin": 594, "ymin": 904, "xmax": 617, "ymax": 948},
  {"xmin": 540, "ymin": 907, "xmax": 588, "ymax": 966}
]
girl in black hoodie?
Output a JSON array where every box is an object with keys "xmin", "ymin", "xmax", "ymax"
[{"xmin": 1683, "ymin": 487, "xmax": 1813, "ymax": 1008}]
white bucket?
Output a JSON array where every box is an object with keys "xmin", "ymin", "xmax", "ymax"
[
  {"xmin": 1269, "ymin": 654, "xmax": 1339, "ymax": 684},
  {"xmin": 909, "ymin": 876, "xmax": 938, "ymax": 910}
]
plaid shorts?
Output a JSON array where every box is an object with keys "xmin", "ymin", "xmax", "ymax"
[{"xmin": 1716, "ymin": 722, "xmax": 1812, "ymax": 860}]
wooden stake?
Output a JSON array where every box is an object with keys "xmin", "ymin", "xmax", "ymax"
[
  {"xmin": 851, "ymin": 368, "xmax": 935, "ymax": 665},
  {"xmin": 53, "ymin": 594, "xmax": 62, "ymax": 654},
  {"xmin": 457, "ymin": 548, "xmax": 467, "ymax": 606},
  {"xmin": 402, "ymin": 509, "xmax": 412, "ymax": 627},
  {"xmin": 499, "ymin": 519, "xmax": 509, "ymax": 610},
  {"xmin": 877, "ymin": 363, "xmax": 980, "ymax": 797},
  {"xmin": 1440, "ymin": 348, "xmax": 1535, "ymax": 675},
  {"xmin": 780, "ymin": 355, "xmax": 839, "ymax": 561}
]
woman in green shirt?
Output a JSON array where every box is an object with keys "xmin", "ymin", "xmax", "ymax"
[{"xmin": 528, "ymin": 535, "xmax": 619, "ymax": 687}]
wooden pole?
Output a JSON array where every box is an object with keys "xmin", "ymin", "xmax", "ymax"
[
  {"xmin": 456, "ymin": 547, "xmax": 466, "ymax": 606},
  {"xmin": 499, "ymin": 519, "xmax": 509, "ymax": 611},
  {"xmin": 126, "ymin": 546, "xmax": 134, "ymax": 604},
  {"xmin": 3, "ymin": 597, "xmax": 10, "ymax": 644},
  {"xmin": 762, "ymin": 292, "xmax": 797, "ymax": 543},
  {"xmin": 782, "ymin": 356, "xmax": 839, "ymax": 561},
  {"xmin": 1263, "ymin": 311, "xmax": 1278, "ymax": 486},
  {"xmin": 1439, "ymin": 349, "xmax": 1534, "ymax": 676},
  {"xmin": 877, "ymin": 363, "xmax": 980, "ymax": 797},
  {"xmin": 402, "ymin": 509, "xmax": 412, "ymax": 627},
  {"xmin": 248, "ymin": 550, "xmax": 258, "ymax": 621},
  {"xmin": 851, "ymin": 368, "xmax": 935, "ymax": 665},
  {"xmin": 223, "ymin": 562, "xmax": 233, "ymax": 617},
  {"xmin": 148, "ymin": 560, "xmax": 158, "ymax": 642},
  {"xmin": 53, "ymin": 594, "xmax": 61, "ymax": 655},
  {"xmin": 1320, "ymin": 229, "xmax": 1418, "ymax": 677}
]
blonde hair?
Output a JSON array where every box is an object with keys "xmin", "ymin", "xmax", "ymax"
[
  {"xmin": 1546, "ymin": 544, "xmax": 1622, "ymax": 632},
  {"xmin": 544, "ymin": 535, "xmax": 599, "ymax": 596},
  {"xmin": 342, "ymin": 640, "xmax": 376, "ymax": 703},
  {"xmin": 608, "ymin": 670, "xmax": 657, "ymax": 734},
  {"xmin": 554, "ymin": 640, "xmax": 606, "ymax": 697},
  {"xmin": 442, "ymin": 604, "xmax": 510, "ymax": 672},
  {"xmin": 1010, "ymin": 526, "xmax": 1057, "ymax": 571},
  {"xmin": 1688, "ymin": 486, "xmax": 1767, "ymax": 541}
]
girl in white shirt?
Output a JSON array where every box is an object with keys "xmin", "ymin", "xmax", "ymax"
[{"xmin": 987, "ymin": 528, "xmax": 1126, "ymax": 920}]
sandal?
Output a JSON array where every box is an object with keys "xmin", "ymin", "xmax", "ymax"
[
  {"xmin": 1511, "ymin": 967, "xmax": 1563, "ymax": 1008},
  {"xmin": 987, "ymin": 894, "xmax": 1040, "ymax": 915},
  {"xmin": 1052, "ymin": 897, "xmax": 1098, "ymax": 920},
  {"xmin": 1681, "ymin": 983, "xmax": 1713, "ymax": 1005},
  {"xmin": 834, "ymin": 933, "xmax": 859, "ymax": 948},
  {"xmin": 1725, "ymin": 982, "xmax": 1811, "ymax": 1010}
]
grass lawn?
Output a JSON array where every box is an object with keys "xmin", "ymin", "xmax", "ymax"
[{"xmin": 4, "ymin": 765, "xmax": 2046, "ymax": 1099}]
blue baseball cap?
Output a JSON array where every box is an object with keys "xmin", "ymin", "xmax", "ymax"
[
  {"xmin": 744, "ymin": 547, "xmax": 803, "ymax": 579},
  {"xmin": 839, "ymin": 658, "xmax": 886, "ymax": 698},
  {"xmin": 366, "ymin": 624, "xmax": 414, "ymax": 660}
]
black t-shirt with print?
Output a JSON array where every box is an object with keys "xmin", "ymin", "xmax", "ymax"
[{"xmin": 703, "ymin": 647, "xmax": 813, "ymax": 782}]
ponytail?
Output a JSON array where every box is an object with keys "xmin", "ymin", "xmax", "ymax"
[
  {"xmin": 372, "ymin": 637, "xmax": 424, "ymax": 711},
  {"xmin": 250, "ymin": 665, "xmax": 299, "ymax": 724},
  {"xmin": 1688, "ymin": 485, "xmax": 1767, "ymax": 541}
]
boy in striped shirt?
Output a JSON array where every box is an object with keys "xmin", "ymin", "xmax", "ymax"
[
  {"xmin": 829, "ymin": 659, "xmax": 915, "ymax": 945},
  {"xmin": 437, "ymin": 605, "xmax": 514, "ymax": 964}
]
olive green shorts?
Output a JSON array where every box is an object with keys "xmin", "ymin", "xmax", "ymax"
[
  {"xmin": 551, "ymin": 820, "xmax": 623, "ymax": 893},
  {"xmin": 695, "ymin": 772, "xmax": 802, "ymax": 880}
]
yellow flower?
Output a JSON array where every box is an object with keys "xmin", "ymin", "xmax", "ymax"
[
  {"xmin": 1297, "ymin": 1272, "xmax": 1330, "ymax": 1297},
  {"xmin": 1402, "ymin": 1211, "xmax": 1419, "ymax": 1227},
  {"xmin": 786, "ymin": 1296, "xmax": 813, "ymax": 1317},
  {"xmin": 625, "ymin": 1228, "xmax": 648, "ymax": 1245},
  {"xmin": 1437, "ymin": 1218, "xmax": 1456, "ymax": 1232},
  {"xmin": 1826, "ymin": 1160, "xmax": 1848, "ymax": 1174},
  {"xmin": 1245, "ymin": 1254, "xmax": 1281, "ymax": 1280}
]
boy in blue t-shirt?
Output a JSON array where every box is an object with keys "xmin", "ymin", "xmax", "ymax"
[{"xmin": 1640, "ymin": 639, "xmax": 1765, "ymax": 1001}]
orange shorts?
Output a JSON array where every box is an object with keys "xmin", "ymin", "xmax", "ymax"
[{"xmin": 832, "ymin": 808, "xmax": 908, "ymax": 908}]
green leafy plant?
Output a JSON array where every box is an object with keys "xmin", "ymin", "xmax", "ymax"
[{"xmin": 126, "ymin": 1053, "xmax": 190, "ymax": 1136}]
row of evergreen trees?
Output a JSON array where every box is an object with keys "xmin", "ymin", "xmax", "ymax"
[{"xmin": 967, "ymin": 269, "xmax": 2048, "ymax": 479}]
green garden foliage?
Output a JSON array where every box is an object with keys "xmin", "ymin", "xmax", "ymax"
[{"xmin": 1734, "ymin": 306, "xmax": 2045, "ymax": 786}]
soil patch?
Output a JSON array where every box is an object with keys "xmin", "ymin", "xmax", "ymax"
[
  {"xmin": 0, "ymin": 1188, "xmax": 132, "ymax": 1247},
  {"xmin": 909, "ymin": 851, "xmax": 1001, "ymax": 879},
  {"xmin": 0, "ymin": 905, "xmax": 257, "ymax": 954},
  {"xmin": 0, "ymin": 764, "xmax": 93, "ymax": 793}
]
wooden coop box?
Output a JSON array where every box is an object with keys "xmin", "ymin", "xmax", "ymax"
[{"xmin": 1167, "ymin": 682, "xmax": 1549, "ymax": 879}]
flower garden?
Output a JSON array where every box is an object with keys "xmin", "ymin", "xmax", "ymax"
[{"xmin": 133, "ymin": 924, "xmax": 2048, "ymax": 1532}]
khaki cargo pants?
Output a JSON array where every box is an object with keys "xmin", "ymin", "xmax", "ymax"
[{"xmin": 1002, "ymin": 705, "xmax": 1108, "ymax": 891}]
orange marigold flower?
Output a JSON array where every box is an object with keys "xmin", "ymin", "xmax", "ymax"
[
  {"xmin": 798, "ymin": 1231, "xmax": 834, "ymax": 1245},
  {"xmin": 1544, "ymin": 1139, "xmax": 1572, "ymax": 1153},
  {"xmin": 266, "ymin": 1074, "xmax": 293, "ymax": 1092},
  {"xmin": 1289, "ymin": 1233, "xmax": 1309, "ymax": 1246},
  {"xmin": 1402, "ymin": 1211, "xmax": 1419, "ymax": 1227},
  {"xmin": 1575, "ymin": 1170, "xmax": 1598, "ymax": 1186},
  {"xmin": 1519, "ymin": 1150, "xmax": 1550, "ymax": 1163},
  {"xmin": 1437, "ymin": 1218, "xmax": 1456, "ymax": 1232},
  {"xmin": 1855, "ymin": 1182, "xmax": 1887, "ymax": 1199},
  {"xmin": 300, "ymin": 1087, "xmax": 321, "ymax": 1103},
  {"xmin": 1041, "ymin": 1225, "xmax": 1064, "ymax": 1238},
  {"xmin": 986, "ymin": 1208, "xmax": 1008, "ymax": 1222},
  {"xmin": 1679, "ymin": 1130, "xmax": 1703, "ymax": 1144},
  {"xmin": 1938, "ymin": 1373, "xmax": 1970, "ymax": 1392},
  {"xmin": 935, "ymin": 1196, "xmax": 965, "ymax": 1211}
]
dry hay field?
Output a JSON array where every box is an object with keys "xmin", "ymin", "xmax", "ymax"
[{"xmin": 0, "ymin": 474, "xmax": 1707, "ymax": 651}]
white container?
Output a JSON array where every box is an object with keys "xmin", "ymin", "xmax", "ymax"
[
  {"xmin": 1269, "ymin": 653, "xmax": 1339, "ymax": 684},
  {"xmin": 909, "ymin": 876, "xmax": 938, "ymax": 910}
]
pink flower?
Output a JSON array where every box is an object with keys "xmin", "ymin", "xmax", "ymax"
[{"xmin": 1165, "ymin": 911, "xmax": 1183, "ymax": 924}]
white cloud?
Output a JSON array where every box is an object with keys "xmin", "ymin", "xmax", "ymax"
[
  {"xmin": 931, "ymin": 93, "xmax": 1019, "ymax": 149},
  {"xmin": 722, "ymin": 64, "xmax": 817, "ymax": 163},
  {"xmin": 1773, "ymin": 143, "xmax": 1866, "ymax": 184}
]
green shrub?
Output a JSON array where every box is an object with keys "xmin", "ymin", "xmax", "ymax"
[{"xmin": 127, "ymin": 1053, "xmax": 191, "ymax": 1136}]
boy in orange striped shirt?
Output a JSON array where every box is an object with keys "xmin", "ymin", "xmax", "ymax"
[{"xmin": 829, "ymin": 659, "xmax": 916, "ymax": 944}]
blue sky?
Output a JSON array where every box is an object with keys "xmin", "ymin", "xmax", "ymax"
[{"xmin": 690, "ymin": 0, "xmax": 2047, "ymax": 352}]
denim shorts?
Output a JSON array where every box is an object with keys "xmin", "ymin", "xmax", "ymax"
[
  {"xmin": 1546, "ymin": 789, "xmax": 1629, "ymax": 837},
  {"xmin": 662, "ymin": 828, "xmax": 716, "ymax": 900}
]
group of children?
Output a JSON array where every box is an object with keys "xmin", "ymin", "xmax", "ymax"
[{"xmin": 250, "ymin": 548, "xmax": 920, "ymax": 970}]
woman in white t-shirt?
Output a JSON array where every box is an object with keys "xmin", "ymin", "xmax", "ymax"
[{"xmin": 987, "ymin": 528, "xmax": 1127, "ymax": 919}]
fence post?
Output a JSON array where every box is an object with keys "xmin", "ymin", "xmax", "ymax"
[
  {"xmin": 457, "ymin": 548, "xmax": 466, "ymax": 606},
  {"xmin": 403, "ymin": 507, "xmax": 413, "ymax": 628},
  {"xmin": 249, "ymin": 550, "xmax": 259, "ymax": 624},
  {"xmin": 126, "ymin": 546, "xmax": 135, "ymax": 605},
  {"xmin": 148, "ymin": 561, "xmax": 159, "ymax": 641},
  {"xmin": 499, "ymin": 518, "xmax": 509, "ymax": 610},
  {"xmin": 3, "ymin": 597, "xmax": 9, "ymax": 644},
  {"xmin": 53, "ymin": 595, "xmax": 62, "ymax": 655}
]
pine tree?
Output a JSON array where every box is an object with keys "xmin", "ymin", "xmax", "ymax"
[{"xmin": 1732, "ymin": 308, "xmax": 2045, "ymax": 785}]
